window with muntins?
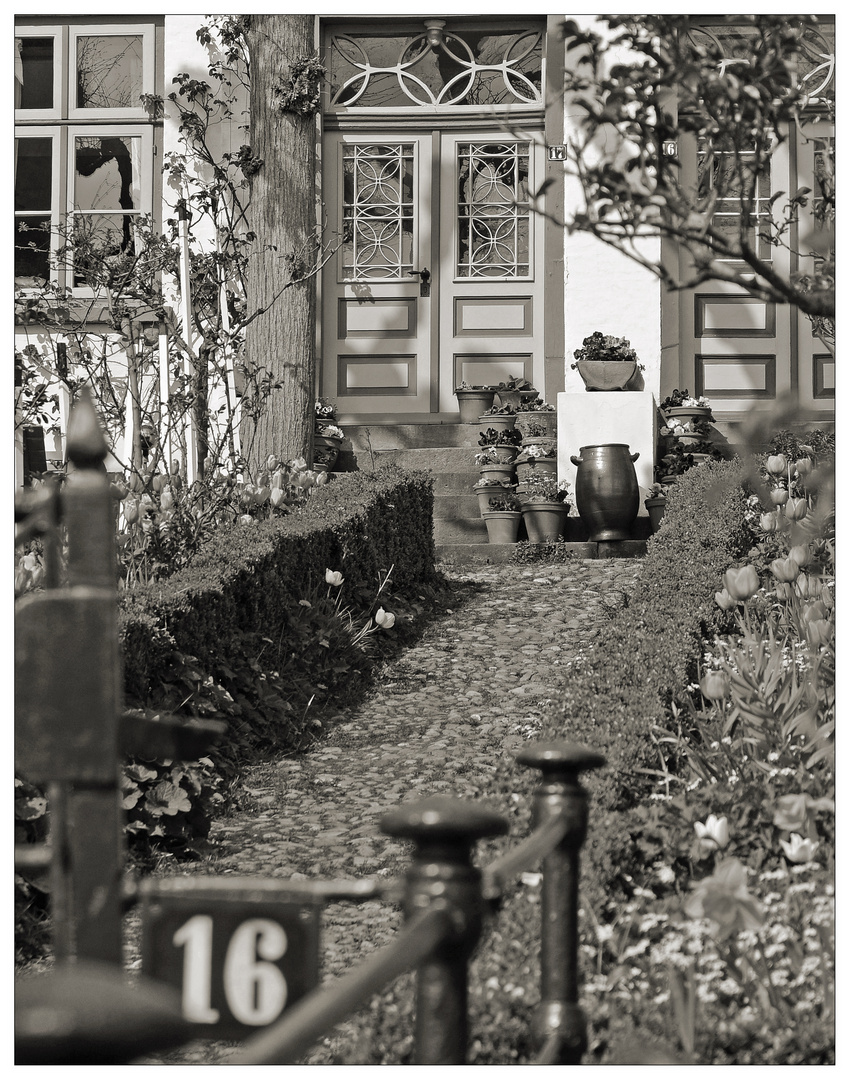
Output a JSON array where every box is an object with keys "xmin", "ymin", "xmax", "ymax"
[{"xmin": 14, "ymin": 22, "xmax": 157, "ymax": 292}]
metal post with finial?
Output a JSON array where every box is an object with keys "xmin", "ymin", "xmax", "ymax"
[{"xmin": 515, "ymin": 741, "xmax": 606, "ymax": 1064}]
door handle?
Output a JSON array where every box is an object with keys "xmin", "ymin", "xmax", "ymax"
[{"xmin": 408, "ymin": 267, "xmax": 431, "ymax": 296}]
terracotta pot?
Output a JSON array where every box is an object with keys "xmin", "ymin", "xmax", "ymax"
[
  {"xmin": 483, "ymin": 444, "xmax": 519, "ymax": 464},
  {"xmin": 482, "ymin": 510, "xmax": 521, "ymax": 544},
  {"xmin": 313, "ymin": 435, "xmax": 340, "ymax": 471},
  {"xmin": 516, "ymin": 411, "xmax": 557, "ymax": 438},
  {"xmin": 575, "ymin": 360, "xmax": 637, "ymax": 391},
  {"xmin": 520, "ymin": 436, "xmax": 557, "ymax": 452},
  {"xmin": 570, "ymin": 443, "xmax": 640, "ymax": 541},
  {"xmin": 479, "ymin": 462, "xmax": 515, "ymax": 485},
  {"xmin": 522, "ymin": 502, "xmax": 569, "ymax": 543},
  {"xmin": 664, "ymin": 406, "xmax": 713, "ymax": 423},
  {"xmin": 516, "ymin": 458, "xmax": 557, "ymax": 483},
  {"xmin": 456, "ymin": 388, "xmax": 497, "ymax": 423},
  {"xmin": 478, "ymin": 413, "xmax": 517, "ymax": 432},
  {"xmin": 474, "ymin": 484, "xmax": 513, "ymax": 515},
  {"xmin": 495, "ymin": 388, "xmax": 539, "ymax": 409},
  {"xmin": 645, "ymin": 496, "xmax": 667, "ymax": 533}
]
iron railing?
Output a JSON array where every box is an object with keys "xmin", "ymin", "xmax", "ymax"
[{"xmin": 15, "ymin": 391, "xmax": 606, "ymax": 1065}]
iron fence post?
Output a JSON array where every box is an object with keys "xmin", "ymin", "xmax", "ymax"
[
  {"xmin": 516, "ymin": 741, "xmax": 606, "ymax": 1065},
  {"xmin": 381, "ymin": 797, "xmax": 508, "ymax": 1065}
]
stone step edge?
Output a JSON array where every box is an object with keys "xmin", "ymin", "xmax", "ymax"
[{"xmin": 436, "ymin": 540, "xmax": 647, "ymax": 563}]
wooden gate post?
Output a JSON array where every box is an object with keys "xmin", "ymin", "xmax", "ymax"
[
  {"xmin": 516, "ymin": 741, "xmax": 606, "ymax": 1064},
  {"xmin": 381, "ymin": 797, "xmax": 508, "ymax": 1064}
]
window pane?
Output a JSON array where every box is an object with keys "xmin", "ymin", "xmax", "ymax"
[
  {"xmin": 74, "ymin": 136, "xmax": 141, "ymax": 211},
  {"xmin": 72, "ymin": 213, "xmax": 137, "ymax": 287},
  {"xmin": 15, "ymin": 217, "xmax": 51, "ymax": 282},
  {"xmin": 15, "ymin": 137, "xmax": 52, "ymax": 212},
  {"xmin": 457, "ymin": 143, "xmax": 530, "ymax": 278},
  {"xmin": 341, "ymin": 144, "xmax": 414, "ymax": 279},
  {"xmin": 16, "ymin": 37, "xmax": 54, "ymax": 110},
  {"xmin": 76, "ymin": 34, "xmax": 143, "ymax": 109}
]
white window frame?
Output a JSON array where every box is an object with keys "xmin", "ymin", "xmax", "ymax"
[
  {"xmin": 15, "ymin": 25, "xmax": 65, "ymax": 120},
  {"xmin": 14, "ymin": 126, "xmax": 63, "ymax": 289},
  {"xmin": 67, "ymin": 24, "xmax": 156, "ymax": 121}
]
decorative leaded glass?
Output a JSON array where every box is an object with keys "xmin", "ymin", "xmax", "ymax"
[
  {"xmin": 328, "ymin": 25, "xmax": 543, "ymax": 109},
  {"xmin": 697, "ymin": 138, "xmax": 772, "ymax": 260},
  {"xmin": 341, "ymin": 144, "xmax": 415, "ymax": 279},
  {"xmin": 457, "ymin": 143, "xmax": 530, "ymax": 278}
]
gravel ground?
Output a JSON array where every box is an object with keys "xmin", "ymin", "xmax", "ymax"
[{"xmin": 129, "ymin": 556, "xmax": 643, "ymax": 1064}]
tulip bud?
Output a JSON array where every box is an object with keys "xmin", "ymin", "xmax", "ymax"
[
  {"xmin": 770, "ymin": 487, "xmax": 789, "ymax": 506},
  {"xmin": 802, "ymin": 600, "xmax": 828, "ymax": 624},
  {"xmin": 160, "ymin": 486, "xmax": 174, "ymax": 511},
  {"xmin": 325, "ymin": 569, "xmax": 344, "ymax": 587},
  {"xmin": 722, "ymin": 565, "xmax": 760, "ymax": 601},
  {"xmin": 770, "ymin": 556, "xmax": 800, "ymax": 583},
  {"xmin": 766, "ymin": 454, "xmax": 788, "ymax": 475},
  {"xmin": 794, "ymin": 573, "xmax": 817, "ymax": 599},
  {"xmin": 788, "ymin": 544, "xmax": 810, "ymax": 567},
  {"xmin": 794, "ymin": 457, "xmax": 813, "ymax": 477},
  {"xmin": 759, "ymin": 512, "xmax": 778, "ymax": 533},
  {"xmin": 700, "ymin": 670, "xmax": 729, "ymax": 702},
  {"xmin": 375, "ymin": 607, "xmax": 395, "ymax": 629},
  {"xmin": 255, "ymin": 485, "xmax": 270, "ymax": 505},
  {"xmin": 266, "ymin": 455, "xmax": 278, "ymax": 471},
  {"xmin": 785, "ymin": 497, "xmax": 807, "ymax": 521},
  {"xmin": 774, "ymin": 582, "xmax": 795, "ymax": 601},
  {"xmin": 270, "ymin": 487, "xmax": 285, "ymax": 508},
  {"xmin": 152, "ymin": 474, "xmax": 167, "ymax": 493},
  {"xmin": 124, "ymin": 498, "xmax": 140, "ymax": 525},
  {"xmin": 715, "ymin": 589, "xmax": 736, "ymax": 611}
]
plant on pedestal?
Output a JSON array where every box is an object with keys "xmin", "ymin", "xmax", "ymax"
[{"xmin": 571, "ymin": 331, "xmax": 644, "ymax": 391}]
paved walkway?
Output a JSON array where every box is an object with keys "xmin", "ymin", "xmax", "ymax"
[{"xmin": 138, "ymin": 557, "xmax": 641, "ymax": 1064}]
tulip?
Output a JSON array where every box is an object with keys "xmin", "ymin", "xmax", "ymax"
[
  {"xmin": 794, "ymin": 457, "xmax": 813, "ymax": 477},
  {"xmin": 759, "ymin": 512, "xmax": 778, "ymax": 533},
  {"xmin": 374, "ymin": 607, "xmax": 395, "ymax": 629},
  {"xmin": 806, "ymin": 619, "xmax": 833, "ymax": 647},
  {"xmin": 722, "ymin": 565, "xmax": 760, "ymax": 601},
  {"xmin": 774, "ymin": 582, "xmax": 795, "ymax": 601},
  {"xmin": 779, "ymin": 833, "xmax": 819, "ymax": 864},
  {"xmin": 794, "ymin": 573, "xmax": 818, "ymax": 599},
  {"xmin": 160, "ymin": 486, "xmax": 174, "ymax": 511},
  {"xmin": 714, "ymin": 589, "xmax": 736, "ymax": 611},
  {"xmin": 266, "ymin": 455, "xmax": 278, "ymax": 471},
  {"xmin": 788, "ymin": 544, "xmax": 810, "ymax": 567},
  {"xmin": 802, "ymin": 600, "xmax": 828, "ymax": 624},
  {"xmin": 124, "ymin": 498, "xmax": 140, "ymax": 525},
  {"xmin": 700, "ymin": 670, "xmax": 728, "ymax": 701},
  {"xmin": 769, "ymin": 487, "xmax": 789, "ymax": 506},
  {"xmin": 766, "ymin": 454, "xmax": 787, "ymax": 475},
  {"xmin": 270, "ymin": 487, "xmax": 285, "ymax": 509},
  {"xmin": 769, "ymin": 556, "xmax": 800, "ymax": 583},
  {"xmin": 772, "ymin": 794, "xmax": 809, "ymax": 833},
  {"xmin": 325, "ymin": 569, "xmax": 344, "ymax": 587},
  {"xmin": 153, "ymin": 474, "xmax": 167, "ymax": 493},
  {"xmin": 694, "ymin": 814, "xmax": 730, "ymax": 851},
  {"xmin": 239, "ymin": 513, "xmax": 254, "ymax": 526},
  {"xmin": 785, "ymin": 498, "xmax": 807, "ymax": 521}
]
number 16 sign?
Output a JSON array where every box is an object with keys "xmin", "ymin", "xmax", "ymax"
[{"xmin": 141, "ymin": 896, "xmax": 320, "ymax": 1038}]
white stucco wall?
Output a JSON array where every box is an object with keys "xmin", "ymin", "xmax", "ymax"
[{"xmin": 560, "ymin": 16, "xmax": 662, "ymax": 401}]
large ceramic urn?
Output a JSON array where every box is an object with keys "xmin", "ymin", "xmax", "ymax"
[{"xmin": 570, "ymin": 443, "xmax": 640, "ymax": 541}]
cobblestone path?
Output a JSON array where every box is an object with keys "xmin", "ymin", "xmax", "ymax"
[{"xmin": 138, "ymin": 556, "xmax": 641, "ymax": 1064}]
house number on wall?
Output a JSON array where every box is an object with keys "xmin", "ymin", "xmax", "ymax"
[{"xmin": 547, "ymin": 145, "xmax": 567, "ymax": 161}]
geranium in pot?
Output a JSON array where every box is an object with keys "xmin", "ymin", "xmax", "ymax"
[{"xmin": 572, "ymin": 331, "xmax": 643, "ymax": 391}]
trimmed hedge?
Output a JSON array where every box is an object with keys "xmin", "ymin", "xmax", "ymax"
[
  {"xmin": 119, "ymin": 466, "xmax": 436, "ymax": 708},
  {"xmin": 542, "ymin": 458, "xmax": 751, "ymax": 814}
]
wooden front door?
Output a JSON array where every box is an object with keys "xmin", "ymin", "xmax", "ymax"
[{"xmin": 321, "ymin": 130, "xmax": 546, "ymax": 420}]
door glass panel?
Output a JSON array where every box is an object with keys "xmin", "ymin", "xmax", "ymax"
[
  {"xmin": 76, "ymin": 34, "xmax": 144, "ymax": 109},
  {"xmin": 16, "ymin": 38, "xmax": 54, "ymax": 110},
  {"xmin": 697, "ymin": 139, "xmax": 771, "ymax": 260},
  {"xmin": 341, "ymin": 143, "xmax": 414, "ymax": 279},
  {"xmin": 457, "ymin": 142, "xmax": 530, "ymax": 278},
  {"xmin": 328, "ymin": 26, "xmax": 543, "ymax": 108}
]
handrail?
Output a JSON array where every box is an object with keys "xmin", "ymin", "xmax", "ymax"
[
  {"xmin": 482, "ymin": 813, "xmax": 569, "ymax": 900},
  {"xmin": 231, "ymin": 906, "xmax": 453, "ymax": 1064},
  {"xmin": 129, "ymin": 873, "xmax": 405, "ymax": 908}
]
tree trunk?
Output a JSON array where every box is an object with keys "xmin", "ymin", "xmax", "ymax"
[{"xmin": 241, "ymin": 15, "xmax": 317, "ymax": 477}]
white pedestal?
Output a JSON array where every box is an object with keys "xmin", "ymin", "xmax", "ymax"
[{"xmin": 558, "ymin": 391, "xmax": 657, "ymax": 514}]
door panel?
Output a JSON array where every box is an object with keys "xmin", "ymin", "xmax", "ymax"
[
  {"xmin": 322, "ymin": 131, "xmax": 545, "ymax": 418},
  {"xmin": 322, "ymin": 134, "xmax": 432, "ymax": 413}
]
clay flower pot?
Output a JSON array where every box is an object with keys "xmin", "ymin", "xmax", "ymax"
[
  {"xmin": 455, "ymin": 387, "xmax": 497, "ymax": 423},
  {"xmin": 575, "ymin": 360, "xmax": 637, "ymax": 391},
  {"xmin": 482, "ymin": 510, "xmax": 521, "ymax": 544}
]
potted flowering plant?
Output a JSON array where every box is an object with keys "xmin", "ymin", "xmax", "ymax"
[
  {"xmin": 454, "ymin": 381, "xmax": 497, "ymax": 423},
  {"xmin": 478, "ymin": 426, "xmax": 523, "ymax": 463},
  {"xmin": 656, "ymin": 443, "xmax": 696, "ymax": 485},
  {"xmin": 644, "ymin": 482, "xmax": 667, "ymax": 533},
  {"xmin": 475, "ymin": 446, "xmax": 516, "ymax": 485},
  {"xmin": 518, "ymin": 474, "xmax": 571, "ymax": 543},
  {"xmin": 515, "ymin": 403, "xmax": 556, "ymax": 439},
  {"xmin": 481, "ymin": 491, "xmax": 522, "ymax": 544},
  {"xmin": 571, "ymin": 332, "xmax": 644, "ymax": 391},
  {"xmin": 478, "ymin": 402, "xmax": 518, "ymax": 432},
  {"xmin": 515, "ymin": 442, "xmax": 557, "ymax": 482},
  {"xmin": 314, "ymin": 399, "xmax": 344, "ymax": 472},
  {"xmin": 472, "ymin": 476, "xmax": 515, "ymax": 515},
  {"xmin": 660, "ymin": 389, "xmax": 714, "ymax": 422},
  {"xmin": 495, "ymin": 375, "xmax": 539, "ymax": 409}
]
